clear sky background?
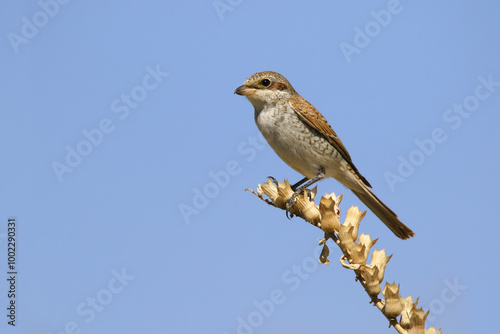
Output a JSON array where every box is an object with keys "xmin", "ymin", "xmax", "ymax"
[{"xmin": 1, "ymin": 1, "xmax": 499, "ymax": 333}]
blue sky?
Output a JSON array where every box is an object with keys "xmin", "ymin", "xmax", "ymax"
[{"xmin": 1, "ymin": 1, "xmax": 499, "ymax": 333}]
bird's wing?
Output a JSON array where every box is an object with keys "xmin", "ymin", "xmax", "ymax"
[{"xmin": 289, "ymin": 96, "xmax": 372, "ymax": 188}]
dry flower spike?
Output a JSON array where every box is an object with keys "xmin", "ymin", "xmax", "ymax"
[{"xmin": 247, "ymin": 178, "xmax": 442, "ymax": 334}]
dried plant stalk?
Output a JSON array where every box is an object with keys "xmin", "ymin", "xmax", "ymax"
[{"xmin": 247, "ymin": 179, "xmax": 441, "ymax": 334}]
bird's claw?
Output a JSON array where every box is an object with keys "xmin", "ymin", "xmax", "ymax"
[
  {"xmin": 285, "ymin": 194, "xmax": 298, "ymax": 219},
  {"xmin": 267, "ymin": 176, "xmax": 278, "ymax": 186}
]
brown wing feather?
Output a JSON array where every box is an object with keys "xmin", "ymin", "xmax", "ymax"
[{"xmin": 289, "ymin": 96, "xmax": 372, "ymax": 188}]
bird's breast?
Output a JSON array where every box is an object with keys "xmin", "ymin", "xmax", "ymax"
[{"xmin": 255, "ymin": 104, "xmax": 345, "ymax": 179}]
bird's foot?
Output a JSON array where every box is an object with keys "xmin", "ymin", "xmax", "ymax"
[
  {"xmin": 285, "ymin": 188, "xmax": 313, "ymax": 219},
  {"xmin": 285, "ymin": 193, "xmax": 297, "ymax": 219}
]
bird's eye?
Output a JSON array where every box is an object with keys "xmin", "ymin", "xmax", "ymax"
[{"xmin": 261, "ymin": 79, "xmax": 271, "ymax": 87}]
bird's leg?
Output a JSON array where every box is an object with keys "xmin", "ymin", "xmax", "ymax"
[
  {"xmin": 291, "ymin": 177, "xmax": 309, "ymax": 191},
  {"xmin": 285, "ymin": 169, "xmax": 325, "ymax": 218}
]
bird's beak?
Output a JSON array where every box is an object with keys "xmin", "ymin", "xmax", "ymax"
[{"xmin": 234, "ymin": 85, "xmax": 256, "ymax": 96}]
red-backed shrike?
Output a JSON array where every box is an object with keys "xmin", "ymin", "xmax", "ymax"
[{"xmin": 235, "ymin": 71, "xmax": 414, "ymax": 239}]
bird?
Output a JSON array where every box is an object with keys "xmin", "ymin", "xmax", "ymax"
[{"xmin": 234, "ymin": 71, "xmax": 414, "ymax": 240}]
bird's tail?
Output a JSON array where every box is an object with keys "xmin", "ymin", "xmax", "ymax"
[{"xmin": 352, "ymin": 184, "xmax": 415, "ymax": 240}]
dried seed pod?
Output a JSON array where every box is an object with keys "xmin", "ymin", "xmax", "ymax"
[
  {"xmin": 294, "ymin": 190, "xmax": 320, "ymax": 224},
  {"xmin": 343, "ymin": 206, "xmax": 366, "ymax": 241},
  {"xmin": 400, "ymin": 296, "xmax": 418, "ymax": 329},
  {"xmin": 348, "ymin": 234, "xmax": 377, "ymax": 265},
  {"xmin": 358, "ymin": 265, "xmax": 381, "ymax": 297},
  {"xmin": 338, "ymin": 224, "xmax": 355, "ymax": 255},
  {"xmin": 382, "ymin": 282, "xmax": 403, "ymax": 319},
  {"xmin": 425, "ymin": 327, "xmax": 442, "ymax": 334},
  {"xmin": 370, "ymin": 249, "xmax": 392, "ymax": 283},
  {"xmin": 260, "ymin": 179, "xmax": 282, "ymax": 207},
  {"xmin": 407, "ymin": 306, "xmax": 428, "ymax": 334},
  {"xmin": 276, "ymin": 180, "xmax": 295, "ymax": 209},
  {"xmin": 319, "ymin": 244, "xmax": 330, "ymax": 265},
  {"xmin": 319, "ymin": 194, "xmax": 340, "ymax": 233}
]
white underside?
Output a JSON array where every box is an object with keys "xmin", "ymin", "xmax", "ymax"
[{"xmin": 254, "ymin": 101, "xmax": 362, "ymax": 191}]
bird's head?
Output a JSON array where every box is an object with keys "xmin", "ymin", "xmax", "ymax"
[{"xmin": 234, "ymin": 71, "xmax": 296, "ymax": 110}]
